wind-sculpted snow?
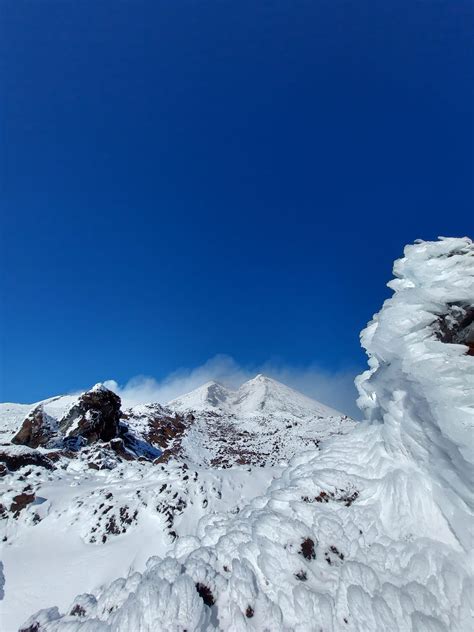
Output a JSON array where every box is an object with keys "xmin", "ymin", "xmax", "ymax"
[
  {"xmin": 356, "ymin": 236, "xmax": 474, "ymax": 547},
  {"xmin": 17, "ymin": 238, "xmax": 474, "ymax": 631}
]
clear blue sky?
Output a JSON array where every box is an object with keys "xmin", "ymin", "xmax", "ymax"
[{"xmin": 1, "ymin": 1, "xmax": 473, "ymax": 403}]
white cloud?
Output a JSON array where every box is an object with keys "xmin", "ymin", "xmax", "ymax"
[{"xmin": 104, "ymin": 354, "xmax": 362, "ymax": 418}]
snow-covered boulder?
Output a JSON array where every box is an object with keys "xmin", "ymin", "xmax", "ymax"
[{"xmin": 0, "ymin": 444, "xmax": 55, "ymax": 472}]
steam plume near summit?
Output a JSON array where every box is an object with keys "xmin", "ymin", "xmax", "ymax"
[{"xmin": 104, "ymin": 354, "xmax": 361, "ymax": 417}]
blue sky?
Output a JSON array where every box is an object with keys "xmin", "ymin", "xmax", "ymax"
[{"xmin": 1, "ymin": 1, "xmax": 473, "ymax": 411}]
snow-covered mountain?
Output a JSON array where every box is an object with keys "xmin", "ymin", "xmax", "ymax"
[
  {"xmin": 2, "ymin": 237, "xmax": 472, "ymax": 632},
  {"xmin": 164, "ymin": 375, "xmax": 352, "ymax": 467},
  {"xmin": 0, "ymin": 373, "xmax": 352, "ymax": 630},
  {"xmin": 169, "ymin": 374, "xmax": 342, "ymax": 419}
]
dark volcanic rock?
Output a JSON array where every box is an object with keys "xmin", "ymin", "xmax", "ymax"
[
  {"xmin": 12, "ymin": 385, "xmax": 122, "ymax": 454},
  {"xmin": 436, "ymin": 303, "xmax": 474, "ymax": 356},
  {"xmin": 195, "ymin": 582, "xmax": 215, "ymax": 607},
  {"xmin": 109, "ymin": 437, "xmax": 136, "ymax": 461},
  {"xmin": 59, "ymin": 385, "xmax": 121, "ymax": 445},
  {"xmin": 11, "ymin": 490, "xmax": 36, "ymax": 517},
  {"xmin": 300, "ymin": 537, "xmax": 316, "ymax": 560},
  {"xmin": 12, "ymin": 405, "xmax": 57, "ymax": 449},
  {"xmin": 122, "ymin": 406, "xmax": 189, "ymax": 451},
  {"xmin": 0, "ymin": 447, "xmax": 55, "ymax": 471}
]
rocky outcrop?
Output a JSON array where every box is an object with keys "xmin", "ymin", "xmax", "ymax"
[
  {"xmin": 143, "ymin": 412, "xmax": 188, "ymax": 449},
  {"xmin": 11, "ymin": 405, "xmax": 57, "ymax": 449},
  {"xmin": 5, "ymin": 385, "xmax": 174, "ymax": 472},
  {"xmin": 10, "ymin": 490, "xmax": 36, "ymax": 517},
  {"xmin": 0, "ymin": 446, "xmax": 55, "ymax": 471},
  {"xmin": 11, "ymin": 385, "xmax": 123, "ymax": 456},
  {"xmin": 59, "ymin": 384, "xmax": 121, "ymax": 445},
  {"xmin": 120, "ymin": 404, "xmax": 193, "ymax": 462}
]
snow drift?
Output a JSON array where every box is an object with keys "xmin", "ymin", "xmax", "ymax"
[{"xmin": 18, "ymin": 237, "xmax": 474, "ymax": 631}]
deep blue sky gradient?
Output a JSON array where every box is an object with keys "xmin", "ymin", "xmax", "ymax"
[{"xmin": 1, "ymin": 1, "xmax": 473, "ymax": 403}]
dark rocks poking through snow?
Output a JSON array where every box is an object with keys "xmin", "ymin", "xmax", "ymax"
[
  {"xmin": 8, "ymin": 386, "xmax": 190, "ymax": 471},
  {"xmin": 0, "ymin": 486, "xmax": 37, "ymax": 522},
  {"xmin": 11, "ymin": 406, "xmax": 57, "ymax": 449},
  {"xmin": 12, "ymin": 385, "xmax": 123, "ymax": 452},
  {"xmin": 195, "ymin": 582, "xmax": 215, "ymax": 607},
  {"xmin": 300, "ymin": 537, "xmax": 316, "ymax": 560},
  {"xmin": 435, "ymin": 303, "xmax": 474, "ymax": 356},
  {"xmin": 10, "ymin": 491, "xmax": 36, "ymax": 517},
  {"xmin": 60, "ymin": 385, "xmax": 121, "ymax": 445},
  {"xmin": 8, "ymin": 385, "xmax": 165, "ymax": 467},
  {"xmin": 69, "ymin": 604, "xmax": 86, "ymax": 617},
  {"xmin": 0, "ymin": 447, "xmax": 55, "ymax": 472},
  {"xmin": 301, "ymin": 487, "xmax": 359, "ymax": 507}
]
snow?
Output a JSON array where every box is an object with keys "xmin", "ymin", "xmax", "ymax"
[
  {"xmin": 91, "ymin": 384, "xmax": 109, "ymax": 393},
  {"xmin": 2, "ymin": 237, "xmax": 473, "ymax": 631},
  {"xmin": 0, "ymin": 373, "xmax": 351, "ymax": 631},
  {"xmin": 356, "ymin": 238, "xmax": 474, "ymax": 540},
  {"xmin": 39, "ymin": 394, "xmax": 81, "ymax": 422},
  {"xmin": 0, "ymin": 394, "xmax": 82, "ymax": 444},
  {"xmin": 0, "ymin": 404, "xmax": 35, "ymax": 442},
  {"xmin": 169, "ymin": 381, "xmax": 233, "ymax": 413},
  {"xmin": 165, "ymin": 376, "xmax": 354, "ymax": 467},
  {"xmin": 0, "ymin": 458, "xmax": 277, "ymax": 631},
  {"xmin": 169, "ymin": 374, "xmax": 342, "ymax": 419},
  {"xmin": 0, "ymin": 443, "xmax": 40, "ymax": 457}
]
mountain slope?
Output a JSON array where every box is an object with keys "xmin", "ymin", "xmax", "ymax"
[
  {"xmin": 0, "ymin": 375, "xmax": 353, "ymax": 630},
  {"xmin": 169, "ymin": 374, "xmax": 342, "ymax": 418},
  {"xmin": 17, "ymin": 237, "xmax": 473, "ymax": 632},
  {"xmin": 163, "ymin": 375, "xmax": 353, "ymax": 466}
]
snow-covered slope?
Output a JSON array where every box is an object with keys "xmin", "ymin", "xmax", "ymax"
[
  {"xmin": 0, "ymin": 394, "xmax": 89, "ymax": 444},
  {"xmin": 169, "ymin": 381, "xmax": 234, "ymax": 414},
  {"xmin": 0, "ymin": 376, "xmax": 352, "ymax": 629},
  {"xmin": 233, "ymin": 374, "xmax": 342, "ymax": 418},
  {"xmin": 0, "ymin": 459, "xmax": 277, "ymax": 631},
  {"xmin": 16, "ymin": 237, "xmax": 473, "ymax": 632},
  {"xmin": 165, "ymin": 375, "xmax": 353, "ymax": 467},
  {"xmin": 0, "ymin": 404, "xmax": 35, "ymax": 443},
  {"xmin": 169, "ymin": 374, "xmax": 342, "ymax": 419}
]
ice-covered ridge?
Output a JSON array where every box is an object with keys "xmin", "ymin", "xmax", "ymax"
[{"xmin": 357, "ymin": 236, "xmax": 474, "ymax": 547}]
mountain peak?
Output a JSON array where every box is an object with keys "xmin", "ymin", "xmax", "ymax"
[
  {"xmin": 199, "ymin": 379, "xmax": 223, "ymax": 390},
  {"xmin": 168, "ymin": 379, "xmax": 233, "ymax": 412},
  {"xmin": 243, "ymin": 374, "xmax": 288, "ymax": 388},
  {"xmin": 246, "ymin": 373, "xmax": 274, "ymax": 385},
  {"xmin": 169, "ymin": 373, "xmax": 343, "ymax": 419}
]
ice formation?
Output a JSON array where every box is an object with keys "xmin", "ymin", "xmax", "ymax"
[{"xmin": 17, "ymin": 237, "xmax": 474, "ymax": 631}]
